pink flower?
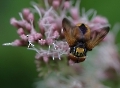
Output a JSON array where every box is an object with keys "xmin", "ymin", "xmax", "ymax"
[
  {"xmin": 3, "ymin": 0, "xmax": 111, "ymax": 63},
  {"xmin": 3, "ymin": 0, "xmax": 120, "ymax": 88}
]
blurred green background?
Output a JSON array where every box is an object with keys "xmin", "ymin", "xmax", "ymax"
[{"xmin": 0, "ymin": 0, "xmax": 120, "ymax": 88}]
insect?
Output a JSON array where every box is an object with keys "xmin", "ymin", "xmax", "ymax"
[{"xmin": 62, "ymin": 18, "xmax": 109, "ymax": 63}]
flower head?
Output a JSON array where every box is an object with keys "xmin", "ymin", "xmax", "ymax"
[
  {"xmin": 3, "ymin": 0, "xmax": 110, "ymax": 62},
  {"xmin": 3, "ymin": 0, "xmax": 120, "ymax": 88}
]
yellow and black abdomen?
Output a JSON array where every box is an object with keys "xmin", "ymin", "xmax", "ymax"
[{"xmin": 69, "ymin": 42, "xmax": 88, "ymax": 63}]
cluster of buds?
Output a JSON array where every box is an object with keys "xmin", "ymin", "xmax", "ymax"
[
  {"xmin": 3, "ymin": 0, "xmax": 110, "ymax": 63},
  {"xmin": 3, "ymin": 0, "xmax": 120, "ymax": 88}
]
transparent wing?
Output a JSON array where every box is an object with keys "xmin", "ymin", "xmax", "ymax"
[
  {"xmin": 62, "ymin": 18, "xmax": 82, "ymax": 46},
  {"xmin": 86, "ymin": 27, "xmax": 110, "ymax": 50}
]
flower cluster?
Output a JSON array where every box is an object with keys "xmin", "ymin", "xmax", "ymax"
[
  {"xmin": 3, "ymin": 0, "xmax": 120, "ymax": 88},
  {"xmin": 3, "ymin": 0, "xmax": 109, "ymax": 63}
]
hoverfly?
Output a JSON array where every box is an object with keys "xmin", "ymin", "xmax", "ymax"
[{"xmin": 62, "ymin": 18, "xmax": 109, "ymax": 63}]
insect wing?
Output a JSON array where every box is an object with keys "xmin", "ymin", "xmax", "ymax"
[
  {"xmin": 86, "ymin": 27, "xmax": 110, "ymax": 50},
  {"xmin": 72, "ymin": 26, "xmax": 83, "ymax": 41},
  {"xmin": 62, "ymin": 18, "xmax": 82, "ymax": 46}
]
